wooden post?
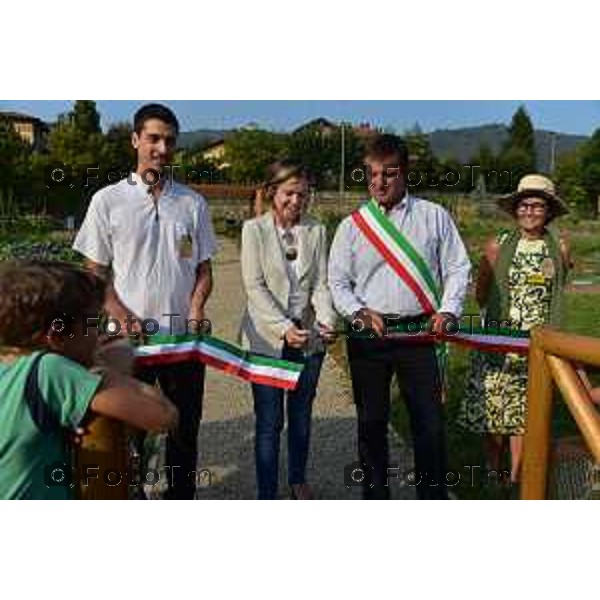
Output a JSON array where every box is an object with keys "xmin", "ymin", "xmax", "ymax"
[
  {"xmin": 74, "ymin": 340, "xmax": 135, "ymax": 500},
  {"xmin": 521, "ymin": 327, "xmax": 554, "ymax": 499},
  {"xmin": 74, "ymin": 417, "xmax": 130, "ymax": 500}
]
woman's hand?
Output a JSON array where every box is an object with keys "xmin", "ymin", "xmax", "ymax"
[
  {"xmin": 284, "ymin": 324, "xmax": 310, "ymax": 349},
  {"xmin": 318, "ymin": 323, "xmax": 337, "ymax": 344}
]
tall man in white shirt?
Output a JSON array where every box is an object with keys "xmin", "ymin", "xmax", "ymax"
[
  {"xmin": 328, "ymin": 134, "xmax": 471, "ymax": 499},
  {"xmin": 74, "ymin": 104, "xmax": 217, "ymax": 499}
]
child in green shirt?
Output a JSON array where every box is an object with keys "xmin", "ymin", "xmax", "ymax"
[{"xmin": 0, "ymin": 261, "xmax": 178, "ymax": 499}]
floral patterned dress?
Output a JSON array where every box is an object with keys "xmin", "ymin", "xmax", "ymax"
[{"xmin": 458, "ymin": 235, "xmax": 555, "ymax": 435}]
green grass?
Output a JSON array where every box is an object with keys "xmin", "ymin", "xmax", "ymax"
[{"xmin": 388, "ymin": 293, "xmax": 600, "ymax": 499}]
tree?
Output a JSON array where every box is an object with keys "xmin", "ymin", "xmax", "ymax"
[
  {"xmin": 440, "ymin": 156, "xmax": 470, "ymax": 193},
  {"xmin": 289, "ymin": 123, "xmax": 364, "ymax": 189},
  {"xmin": 499, "ymin": 105, "xmax": 536, "ymax": 188},
  {"xmin": 172, "ymin": 142, "xmax": 226, "ymax": 185},
  {"xmin": 404, "ymin": 129, "xmax": 441, "ymax": 192},
  {"xmin": 0, "ymin": 119, "xmax": 33, "ymax": 214},
  {"xmin": 498, "ymin": 146, "xmax": 536, "ymax": 192},
  {"xmin": 578, "ymin": 128, "xmax": 600, "ymax": 217},
  {"xmin": 101, "ymin": 122, "xmax": 135, "ymax": 175},
  {"xmin": 224, "ymin": 129, "xmax": 289, "ymax": 184},
  {"xmin": 468, "ymin": 143, "xmax": 513, "ymax": 193},
  {"xmin": 472, "ymin": 143, "xmax": 496, "ymax": 173},
  {"xmin": 507, "ymin": 106, "xmax": 536, "ymax": 156},
  {"xmin": 554, "ymin": 148, "xmax": 589, "ymax": 217},
  {"xmin": 45, "ymin": 101, "xmax": 105, "ymax": 216},
  {"xmin": 72, "ymin": 100, "xmax": 102, "ymax": 137},
  {"xmin": 289, "ymin": 123, "xmax": 334, "ymax": 188},
  {"xmin": 336, "ymin": 126, "xmax": 366, "ymax": 191}
]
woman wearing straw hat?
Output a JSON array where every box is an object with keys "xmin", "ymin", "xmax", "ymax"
[
  {"xmin": 458, "ymin": 174, "xmax": 571, "ymax": 488},
  {"xmin": 239, "ymin": 159, "xmax": 337, "ymax": 499}
]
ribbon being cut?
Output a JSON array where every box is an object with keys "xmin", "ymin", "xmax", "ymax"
[
  {"xmin": 375, "ymin": 319, "xmax": 530, "ymax": 355},
  {"xmin": 131, "ymin": 320, "xmax": 529, "ymax": 394},
  {"xmin": 134, "ymin": 334, "xmax": 305, "ymax": 390}
]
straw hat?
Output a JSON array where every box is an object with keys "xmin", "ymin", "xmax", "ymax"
[{"xmin": 498, "ymin": 173, "xmax": 569, "ymax": 220}]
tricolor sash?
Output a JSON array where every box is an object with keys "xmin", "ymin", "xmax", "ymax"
[
  {"xmin": 134, "ymin": 335, "xmax": 304, "ymax": 390},
  {"xmin": 352, "ymin": 198, "xmax": 441, "ymax": 314}
]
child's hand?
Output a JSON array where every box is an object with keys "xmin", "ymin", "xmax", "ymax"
[
  {"xmin": 68, "ymin": 426, "xmax": 88, "ymax": 447},
  {"xmin": 94, "ymin": 340, "xmax": 135, "ymax": 376}
]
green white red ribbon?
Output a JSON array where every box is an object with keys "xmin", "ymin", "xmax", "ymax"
[
  {"xmin": 134, "ymin": 335, "xmax": 304, "ymax": 390},
  {"xmin": 355, "ymin": 322, "xmax": 530, "ymax": 355},
  {"xmin": 132, "ymin": 325, "xmax": 529, "ymax": 394}
]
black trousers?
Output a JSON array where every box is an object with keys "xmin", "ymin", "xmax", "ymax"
[
  {"xmin": 136, "ymin": 361, "xmax": 205, "ymax": 500},
  {"xmin": 347, "ymin": 334, "xmax": 448, "ymax": 500}
]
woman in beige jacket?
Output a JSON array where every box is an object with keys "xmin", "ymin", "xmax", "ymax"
[{"xmin": 240, "ymin": 160, "xmax": 337, "ymax": 499}]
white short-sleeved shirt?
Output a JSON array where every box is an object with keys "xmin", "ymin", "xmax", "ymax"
[{"xmin": 73, "ymin": 173, "xmax": 217, "ymax": 334}]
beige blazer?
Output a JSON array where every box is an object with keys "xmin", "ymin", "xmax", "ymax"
[{"xmin": 239, "ymin": 212, "xmax": 337, "ymax": 358}]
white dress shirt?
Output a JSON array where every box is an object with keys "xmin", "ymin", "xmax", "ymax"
[{"xmin": 327, "ymin": 194, "xmax": 471, "ymax": 319}]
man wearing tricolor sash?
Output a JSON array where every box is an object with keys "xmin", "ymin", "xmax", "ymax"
[{"xmin": 328, "ymin": 134, "xmax": 471, "ymax": 499}]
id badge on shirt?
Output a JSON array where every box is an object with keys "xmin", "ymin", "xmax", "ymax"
[
  {"xmin": 526, "ymin": 258, "xmax": 555, "ymax": 286},
  {"xmin": 526, "ymin": 273, "xmax": 547, "ymax": 286},
  {"xmin": 178, "ymin": 231, "xmax": 194, "ymax": 259}
]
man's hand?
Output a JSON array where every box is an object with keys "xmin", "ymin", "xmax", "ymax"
[
  {"xmin": 187, "ymin": 311, "xmax": 212, "ymax": 335},
  {"xmin": 352, "ymin": 308, "xmax": 386, "ymax": 337},
  {"xmin": 284, "ymin": 324, "xmax": 310, "ymax": 349},
  {"xmin": 429, "ymin": 312, "xmax": 457, "ymax": 336}
]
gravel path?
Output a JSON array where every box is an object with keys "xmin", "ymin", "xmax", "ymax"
[{"xmin": 195, "ymin": 237, "xmax": 415, "ymax": 499}]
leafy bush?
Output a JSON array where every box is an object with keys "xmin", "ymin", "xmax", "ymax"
[{"xmin": 0, "ymin": 240, "xmax": 81, "ymax": 263}]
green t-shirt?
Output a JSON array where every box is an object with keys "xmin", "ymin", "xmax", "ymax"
[{"xmin": 0, "ymin": 351, "xmax": 103, "ymax": 500}]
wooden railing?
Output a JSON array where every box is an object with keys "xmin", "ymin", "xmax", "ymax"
[{"xmin": 521, "ymin": 326, "xmax": 600, "ymax": 499}]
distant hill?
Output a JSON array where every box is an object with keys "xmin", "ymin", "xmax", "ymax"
[
  {"xmin": 177, "ymin": 129, "xmax": 227, "ymax": 150},
  {"xmin": 428, "ymin": 124, "xmax": 588, "ymax": 171},
  {"xmin": 177, "ymin": 123, "xmax": 589, "ymax": 172}
]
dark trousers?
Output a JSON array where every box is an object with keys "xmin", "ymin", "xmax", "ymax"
[
  {"xmin": 347, "ymin": 335, "xmax": 448, "ymax": 500},
  {"xmin": 137, "ymin": 361, "xmax": 205, "ymax": 500},
  {"xmin": 251, "ymin": 346, "xmax": 325, "ymax": 499}
]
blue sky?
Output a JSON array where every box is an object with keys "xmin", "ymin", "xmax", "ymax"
[{"xmin": 1, "ymin": 100, "xmax": 599, "ymax": 136}]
